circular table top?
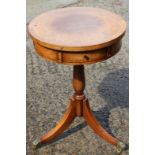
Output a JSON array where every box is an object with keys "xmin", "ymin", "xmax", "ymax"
[{"xmin": 28, "ymin": 7, "xmax": 126, "ymax": 52}]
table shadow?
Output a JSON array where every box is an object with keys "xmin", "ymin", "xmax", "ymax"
[{"xmin": 94, "ymin": 68, "xmax": 129, "ymax": 136}]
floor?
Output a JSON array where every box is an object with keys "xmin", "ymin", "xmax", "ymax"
[{"xmin": 26, "ymin": 0, "xmax": 129, "ymax": 154}]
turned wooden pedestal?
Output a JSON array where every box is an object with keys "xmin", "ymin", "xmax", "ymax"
[{"xmin": 28, "ymin": 7, "xmax": 127, "ymax": 153}]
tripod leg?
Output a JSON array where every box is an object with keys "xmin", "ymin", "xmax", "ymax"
[
  {"xmin": 83, "ymin": 99, "xmax": 118, "ymax": 145},
  {"xmin": 33, "ymin": 98, "xmax": 76, "ymax": 146}
]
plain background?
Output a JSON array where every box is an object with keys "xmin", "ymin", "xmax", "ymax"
[{"xmin": 0, "ymin": 0, "xmax": 155, "ymax": 154}]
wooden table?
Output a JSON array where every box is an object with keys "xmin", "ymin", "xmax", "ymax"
[{"xmin": 28, "ymin": 7, "xmax": 127, "ymax": 153}]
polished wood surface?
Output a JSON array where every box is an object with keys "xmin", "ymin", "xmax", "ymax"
[
  {"xmin": 28, "ymin": 7, "xmax": 126, "ymax": 52},
  {"xmin": 29, "ymin": 7, "xmax": 127, "ymax": 152},
  {"xmin": 41, "ymin": 98, "xmax": 76, "ymax": 144},
  {"xmin": 83, "ymin": 99, "xmax": 117, "ymax": 145}
]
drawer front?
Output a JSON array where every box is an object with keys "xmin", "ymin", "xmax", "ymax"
[{"xmin": 33, "ymin": 40, "xmax": 121, "ymax": 65}]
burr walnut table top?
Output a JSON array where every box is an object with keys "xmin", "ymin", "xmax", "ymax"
[{"xmin": 28, "ymin": 7, "xmax": 126, "ymax": 52}]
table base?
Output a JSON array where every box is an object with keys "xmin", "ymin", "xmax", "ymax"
[{"xmin": 33, "ymin": 65, "xmax": 127, "ymax": 154}]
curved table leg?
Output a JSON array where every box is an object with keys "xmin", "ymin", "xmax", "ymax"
[
  {"xmin": 33, "ymin": 98, "xmax": 76, "ymax": 146},
  {"xmin": 83, "ymin": 99, "xmax": 118, "ymax": 145}
]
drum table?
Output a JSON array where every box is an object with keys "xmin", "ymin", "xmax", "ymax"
[{"xmin": 28, "ymin": 7, "xmax": 127, "ymax": 153}]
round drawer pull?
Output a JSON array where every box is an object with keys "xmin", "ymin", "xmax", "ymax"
[{"xmin": 84, "ymin": 55, "xmax": 89, "ymax": 60}]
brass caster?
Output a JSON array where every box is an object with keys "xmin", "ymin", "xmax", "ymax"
[
  {"xmin": 32, "ymin": 138, "xmax": 41, "ymax": 149},
  {"xmin": 116, "ymin": 141, "xmax": 127, "ymax": 154}
]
